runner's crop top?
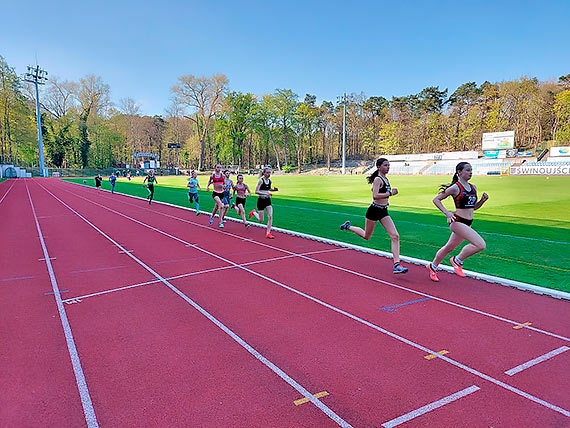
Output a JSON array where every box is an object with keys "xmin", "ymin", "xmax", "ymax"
[
  {"xmin": 454, "ymin": 182, "xmax": 477, "ymax": 209},
  {"xmin": 212, "ymin": 173, "xmax": 224, "ymax": 183}
]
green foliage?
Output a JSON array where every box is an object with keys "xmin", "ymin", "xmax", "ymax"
[
  {"xmin": 282, "ymin": 165, "xmax": 294, "ymax": 173},
  {"xmin": 554, "ymin": 90, "xmax": 570, "ymax": 143}
]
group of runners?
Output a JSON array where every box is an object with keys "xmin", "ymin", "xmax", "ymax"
[
  {"xmin": 98, "ymin": 158, "xmax": 488, "ymax": 281},
  {"xmin": 340, "ymin": 158, "xmax": 488, "ymax": 279},
  {"xmin": 193, "ymin": 164, "xmax": 277, "ymax": 239}
]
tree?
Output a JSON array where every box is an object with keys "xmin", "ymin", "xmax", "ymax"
[
  {"xmin": 171, "ymin": 73, "xmax": 228, "ymax": 169},
  {"xmin": 553, "ymin": 90, "xmax": 570, "ymax": 143},
  {"xmin": 77, "ymin": 75, "xmax": 111, "ymax": 167}
]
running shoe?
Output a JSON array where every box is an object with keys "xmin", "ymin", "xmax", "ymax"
[
  {"xmin": 219, "ymin": 222, "xmax": 224, "ymax": 228},
  {"xmin": 450, "ymin": 256, "xmax": 466, "ymax": 277},
  {"xmin": 340, "ymin": 220, "xmax": 351, "ymax": 231},
  {"xmin": 209, "ymin": 216, "xmax": 213, "ymax": 225},
  {"xmin": 266, "ymin": 233, "xmax": 275, "ymax": 239},
  {"xmin": 244, "ymin": 223, "xmax": 250, "ymax": 229},
  {"xmin": 196, "ymin": 211, "xmax": 200, "ymax": 216},
  {"xmin": 248, "ymin": 210, "xmax": 255, "ymax": 219},
  {"xmin": 393, "ymin": 263, "xmax": 408, "ymax": 274},
  {"xmin": 427, "ymin": 263, "xmax": 439, "ymax": 282}
]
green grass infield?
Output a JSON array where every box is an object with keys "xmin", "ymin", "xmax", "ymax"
[{"xmin": 66, "ymin": 174, "xmax": 570, "ymax": 293}]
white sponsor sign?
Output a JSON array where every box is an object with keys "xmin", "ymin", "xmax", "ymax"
[
  {"xmin": 510, "ymin": 165, "xmax": 570, "ymax": 175},
  {"xmin": 482, "ymin": 131, "xmax": 515, "ymax": 151},
  {"xmin": 549, "ymin": 146, "xmax": 570, "ymax": 157}
]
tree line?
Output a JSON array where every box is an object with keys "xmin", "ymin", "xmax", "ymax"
[{"xmin": 1, "ymin": 55, "xmax": 569, "ymax": 172}]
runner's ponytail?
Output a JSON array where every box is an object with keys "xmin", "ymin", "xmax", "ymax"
[
  {"xmin": 439, "ymin": 162, "xmax": 470, "ymax": 192},
  {"xmin": 367, "ymin": 158, "xmax": 388, "ymax": 184}
]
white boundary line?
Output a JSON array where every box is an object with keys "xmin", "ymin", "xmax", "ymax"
[
  {"xmin": 25, "ymin": 181, "xmax": 99, "ymax": 428},
  {"xmin": 0, "ymin": 178, "xmax": 17, "ymax": 205},
  {"xmin": 36, "ymin": 181, "xmax": 352, "ymax": 428},
  {"xmin": 61, "ymin": 248, "xmax": 346, "ymax": 304},
  {"xmin": 44, "ymin": 181, "xmax": 570, "ymax": 418},
  {"xmin": 381, "ymin": 385, "xmax": 480, "ymax": 427},
  {"xmin": 64, "ymin": 179, "xmax": 570, "ymax": 301},
  {"xmin": 505, "ymin": 346, "xmax": 570, "ymax": 376},
  {"xmin": 61, "ymin": 182, "xmax": 570, "ymax": 342}
]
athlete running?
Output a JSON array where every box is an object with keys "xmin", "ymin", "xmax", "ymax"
[
  {"xmin": 340, "ymin": 158, "xmax": 408, "ymax": 274},
  {"xmin": 232, "ymin": 174, "xmax": 252, "ymax": 228},
  {"xmin": 206, "ymin": 163, "xmax": 226, "ymax": 228},
  {"xmin": 187, "ymin": 170, "xmax": 201, "ymax": 215},
  {"xmin": 249, "ymin": 166, "xmax": 278, "ymax": 239},
  {"xmin": 143, "ymin": 170, "xmax": 158, "ymax": 205},
  {"xmin": 427, "ymin": 162, "xmax": 489, "ymax": 282},
  {"xmin": 220, "ymin": 170, "xmax": 233, "ymax": 224}
]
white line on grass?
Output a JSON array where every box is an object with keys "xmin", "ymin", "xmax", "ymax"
[
  {"xmin": 274, "ymin": 203, "xmax": 570, "ymax": 246},
  {"xmin": 46, "ymin": 181, "xmax": 570, "ymax": 419},
  {"xmin": 25, "ymin": 181, "xmax": 99, "ymax": 428},
  {"xmin": 505, "ymin": 346, "xmax": 570, "ymax": 376},
  {"xmin": 65, "ymin": 184, "xmax": 570, "ymax": 342},
  {"xmin": 62, "ymin": 248, "xmax": 346, "ymax": 304},
  {"xmin": 381, "ymin": 385, "xmax": 480, "ymax": 427},
  {"xmin": 37, "ymin": 181, "xmax": 353, "ymax": 428}
]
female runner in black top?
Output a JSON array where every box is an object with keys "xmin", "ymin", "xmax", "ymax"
[
  {"xmin": 427, "ymin": 162, "xmax": 489, "ymax": 282},
  {"xmin": 340, "ymin": 158, "xmax": 408, "ymax": 274},
  {"xmin": 249, "ymin": 166, "xmax": 278, "ymax": 238},
  {"xmin": 143, "ymin": 170, "xmax": 158, "ymax": 205}
]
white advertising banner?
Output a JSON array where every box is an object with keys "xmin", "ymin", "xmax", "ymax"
[
  {"xmin": 549, "ymin": 146, "xmax": 570, "ymax": 157},
  {"xmin": 482, "ymin": 131, "xmax": 515, "ymax": 151},
  {"xmin": 510, "ymin": 165, "xmax": 570, "ymax": 175}
]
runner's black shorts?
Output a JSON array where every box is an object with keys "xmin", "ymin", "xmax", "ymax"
[
  {"xmin": 188, "ymin": 192, "xmax": 199, "ymax": 203},
  {"xmin": 257, "ymin": 197, "xmax": 272, "ymax": 211},
  {"xmin": 212, "ymin": 191, "xmax": 224, "ymax": 200},
  {"xmin": 454, "ymin": 215, "xmax": 473, "ymax": 227},
  {"xmin": 365, "ymin": 203, "xmax": 389, "ymax": 221},
  {"xmin": 236, "ymin": 197, "xmax": 246, "ymax": 208}
]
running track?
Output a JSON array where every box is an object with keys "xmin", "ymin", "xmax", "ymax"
[{"xmin": 1, "ymin": 178, "xmax": 569, "ymax": 427}]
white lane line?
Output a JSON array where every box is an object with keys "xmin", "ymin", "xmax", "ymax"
[
  {"xmin": 62, "ymin": 248, "xmax": 346, "ymax": 304},
  {"xmin": 71, "ymin": 188, "xmax": 570, "ymax": 343},
  {"xmin": 25, "ymin": 182, "xmax": 99, "ymax": 428},
  {"xmin": 0, "ymin": 179, "xmax": 16, "ymax": 205},
  {"xmin": 505, "ymin": 346, "xmax": 570, "ymax": 376},
  {"xmin": 37, "ymin": 182, "xmax": 353, "ymax": 428},
  {"xmin": 381, "ymin": 385, "xmax": 480, "ymax": 427},
  {"xmin": 47, "ymin": 182, "xmax": 570, "ymax": 419}
]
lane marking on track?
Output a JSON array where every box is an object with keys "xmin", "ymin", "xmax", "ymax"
[
  {"xmin": 65, "ymin": 180, "xmax": 570, "ymax": 300},
  {"xmin": 38, "ymin": 257, "xmax": 56, "ymax": 261},
  {"xmin": 74, "ymin": 187, "xmax": 570, "ymax": 342},
  {"xmin": 505, "ymin": 346, "xmax": 570, "ymax": 376},
  {"xmin": 425, "ymin": 350, "xmax": 449, "ymax": 360},
  {"xmin": 381, "ymin": 385, "xmax": 480, "ymax": 428},
  {"xmin": 380, "ymin": 297, "xmax": 432, "ymax": 312},
  {"xmin": 69, "ymin": 265, "xmax": 129, "ymax": 274},
  {"xmin": 48, "ymin": 182, "xmax": 570, "ymax": 419},
  {"xmin": 294, "ymin": 391, "xmax": 329, "ymax": 406},
  {"xmin": 61, "ymin": 248, "xmax": 346, "ymax": 304},
  {"xmin": 45, "ymin": 290, "xmax": 69, "ymax": 295},
  {"xmin": 25, "ymin": 182, "xmax": 99, "ymax": 428},
  {"xmin": 513, "ymin": 322, "xmax": 532, "ymax": 329},
  {"xmin": 0, "ymin": 179, "xmax": 16, "ymax": 205},
  {"xmin": 38, "ymin": 182, "xmax": 353, "ymax": 428},
  {"xmin": 0, "ymin": 275, "xmax": 36, "ymax": 282},
  {"xmin": 118, "ymin": 250, "xmax": 133, "ymax": 254},
  {"xmin": 65, "ymin": 298, "xmax": 83, "ymax": 305}
]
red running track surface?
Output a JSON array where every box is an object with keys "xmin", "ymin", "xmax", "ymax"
[{"xmin": 1, "ymin": 178, "xmax": 569, "ymax": 427}]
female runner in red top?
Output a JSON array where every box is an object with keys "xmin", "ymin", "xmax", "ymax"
[
  {"xmin": 206, "ymin": 163, "xmax": 226, "ymax": 228},
  {"xmin": 427, "ymin": 162, "xmax": 489, "ymax": 281}
]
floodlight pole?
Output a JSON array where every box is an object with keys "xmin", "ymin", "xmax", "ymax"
[
  {"xmin": 337, "ymin": 93, "xmax": 347, "ymax": 174},
  {"xmin": 24, "ymin": 65, "xmax": 48, "ymax": 177}
]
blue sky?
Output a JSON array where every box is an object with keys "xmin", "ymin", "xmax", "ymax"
[{"xmin": 2, "ymin": 0, "xmax": 569, "ymax": 115}]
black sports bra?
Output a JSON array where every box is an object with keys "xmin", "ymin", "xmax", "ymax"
[{"xmin": 454, "ymin": 182, "xmax": 477, "ymax": 209}]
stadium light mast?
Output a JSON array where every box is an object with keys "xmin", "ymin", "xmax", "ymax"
[
  {"xmin": 338, "ymin": 93, "xmax": 347, "ymax": 174},
  {"xmin": 24, "ymin": 65, "xmax": 48, "ymax": 177}
]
